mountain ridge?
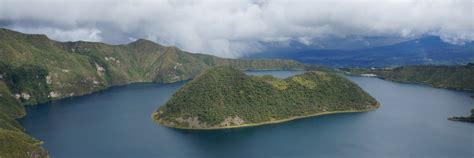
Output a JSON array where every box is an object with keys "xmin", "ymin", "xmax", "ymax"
[{"xmin": 248, "ymin": 36, "xmax": 474, "ymax": 67}]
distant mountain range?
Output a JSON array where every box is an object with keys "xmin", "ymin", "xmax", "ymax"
[{"xmin": 247, "ymin": 36, "xmax": 474, "ymax": 67}]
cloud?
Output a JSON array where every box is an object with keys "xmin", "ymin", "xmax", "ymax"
[
  {"xmin": 0, "ymin": 0, "xmax": 472, "ymax": 58},
  {"xmin": 12, "ymin": 27, "xmax": 103, "ymax": 42}
]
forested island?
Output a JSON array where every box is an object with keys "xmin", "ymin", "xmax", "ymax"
[
  {"xmin": 0, "ymin": 28, "xmax": 304, "ymax": 157},
  {"xmin": 153, "ymin": 67, "xmax": 379, "ymax": 129}
]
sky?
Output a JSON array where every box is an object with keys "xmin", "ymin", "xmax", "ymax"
[{"xmin": 0, "ymin": 0, "xmax": 473, "ymax": 58}]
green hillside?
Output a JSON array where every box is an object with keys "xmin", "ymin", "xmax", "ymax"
[
  {"xmin": 0, "ymin": 28, "xmax": 303, "ymax": 105},
  {"xmin": 154, "ymin": 67, "xmax": 378, "ymax": 129},
  {"xmin": 0, "ymin": 80, "xmax": 48, "ymax": 157},
  {"xmin": 0, "ymin": 128, "xmax": 49, "ymax": 158},
  {"xmin": 0, "ymin": 28, "xmax": 304, "ymax": 157},
  {"xmin": 343, "ymin": 64, "xmax": 474, "ymax": 91}
]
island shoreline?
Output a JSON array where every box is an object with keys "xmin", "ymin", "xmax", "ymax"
[{"xmin": 153, "ymin": 102, "xmax": 380, "ymax": 130}]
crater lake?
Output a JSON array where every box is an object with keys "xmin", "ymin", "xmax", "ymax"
[{"xmin": 20, "ymin": 71, "xmax": 474, "ymax": 158}]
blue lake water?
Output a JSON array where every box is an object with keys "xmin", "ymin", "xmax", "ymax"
[{"xmin": 20, "ymin": 71, "xmax": 474, "ymax": 158}]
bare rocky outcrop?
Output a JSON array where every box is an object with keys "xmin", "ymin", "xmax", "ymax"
[
  {"xmin": 220, "ymin": 116, "xmax": 245, "ymax": 127},
  {"xmin": 105, "ymin": 56, "xmax": 120, "ymax": 64},
  {"xmin": 49, "ymin": 91, "xmax": 60, "ymax": 98},
  {"xmin": 21, "ymin": 93, "xmax": 31, "ymax": 100},
  {"xmin": 158, "ymin": 115, "xmax": 246, "ymax": 129},
  {"xmin": 95, "ymin": 63, "xmax": 105, "ymax": 77},
  {"xmin": 12, "ymin": 93, "xmax": 31, "ymax": 100},
  {"xmin": 45, "ymin": 75, "xmax": 52, "ymax": 84},
  {"xmin": 14, "ymin": 94, "xmax": 21, "ymax": 99},
  {"xmin": 175, "ymin": 117, "xmax": 208, "ymax": 128}
]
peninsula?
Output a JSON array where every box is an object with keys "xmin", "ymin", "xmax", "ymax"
[
  {"xmin": 448, "ymin": 109, "xmax": 474, "ymax": 123},
  {"xmin": 342, "ymin": 63, "xmax": 474, "ymax": 91}
]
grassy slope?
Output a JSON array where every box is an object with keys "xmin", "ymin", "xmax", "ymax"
[
  {"xmin": 0, "ymin": 28, "xmax": 304, "ymax": 104},
  {"xmin": 0, "ymin": 128, "xmax": 49, "ymax": 158},
  {"xmin": 154, "ymin": 67, "xmax": 378, "ymax": 129},
  {"xmin": 0, "ymin": 80, "xmax": 48, "ymax": 157},
  {"xmin": 0, "ymin": 28, "xmax": 304, "ymax": 157}
]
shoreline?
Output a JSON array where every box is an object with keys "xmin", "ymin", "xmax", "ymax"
[
  {"xmin": 19, "ymin": 69, "xmax": 303, "ymax": 108},
  {"xmin": 343, "ymin": 71, "xmax": 474, "ymax": 93},
  {"xmin": 154, "ymin": 102, "xmax": 380, "ymax": 130}
]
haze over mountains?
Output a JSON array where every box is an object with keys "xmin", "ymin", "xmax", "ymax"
[{"xmin": 247, "ymin": 36, "xmax": 474, "ymax": 67}]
